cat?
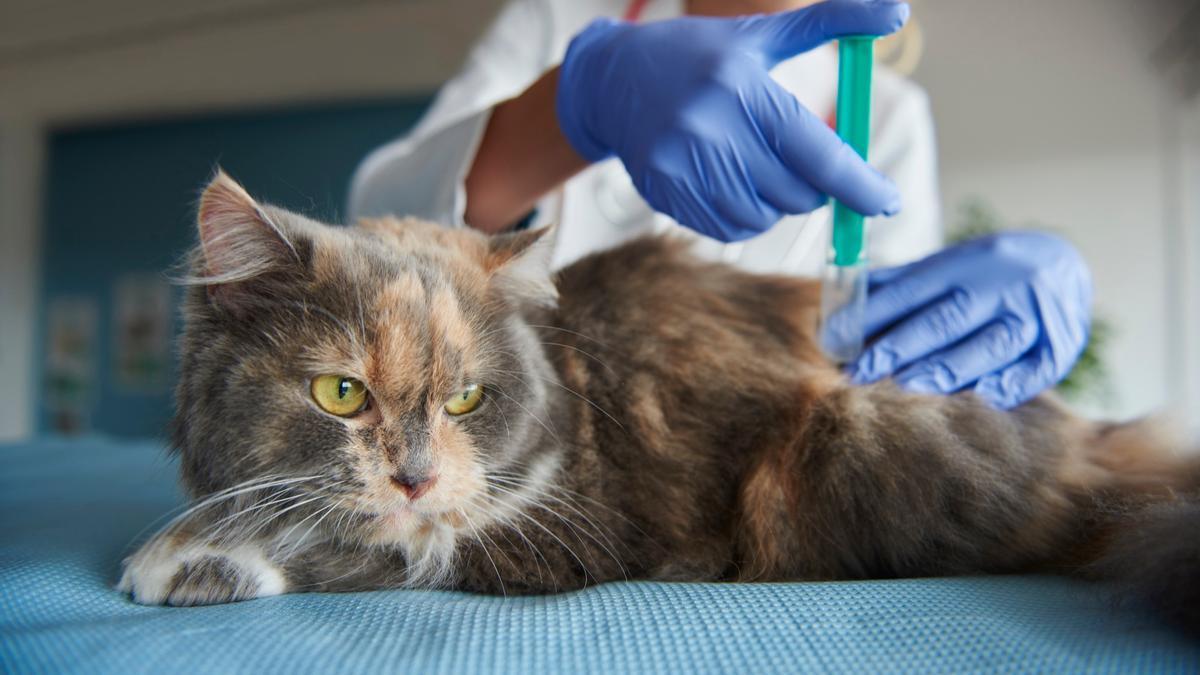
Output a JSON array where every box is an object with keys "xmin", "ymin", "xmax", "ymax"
[{"xmin": 119, "ymin": 171, "xmax": 1199, "ymax": 632}]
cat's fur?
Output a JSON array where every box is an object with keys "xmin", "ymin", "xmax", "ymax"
[{"xmin": 120, "ymin": 172, "xmax": 1199, "ymax": 631}]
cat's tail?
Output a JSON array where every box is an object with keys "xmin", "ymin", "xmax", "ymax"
[{"xmin": 1079, "ymin": 418, "xmax": 1200, "ymax": 634}]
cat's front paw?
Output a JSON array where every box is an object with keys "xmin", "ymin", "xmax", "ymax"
[{"xmin": 118, "ymin": 539, "xmax": 287, "ymax": 606}]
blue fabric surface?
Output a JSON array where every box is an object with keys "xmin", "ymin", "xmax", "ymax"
[{"xmin": 2, "ymin": 438, "xmax": 1197, "ymax": 674}]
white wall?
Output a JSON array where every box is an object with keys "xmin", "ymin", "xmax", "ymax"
[
  {"xmin": 0, "ymin": 119, "xmax": 44, "ymax": 441},
  {"xmin": 1178, "ymin": 97, "xmax": 1200, "ymax": 435},
  {"xmin": 0, "ymin": 0, "xmax": 504, "ymax": 125}
]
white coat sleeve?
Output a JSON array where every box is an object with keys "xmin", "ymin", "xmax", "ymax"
[
  {"xmin": 348, "ymin": 0, "xmax": 557, "ymax": 225},
  {"xmin": 867, "ymin": 79, "xmax": 944, "ymax": 267}
]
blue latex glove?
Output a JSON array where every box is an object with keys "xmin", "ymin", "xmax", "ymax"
[
  {"xmin": 555, "ymin": 0, "xmax": 909, "ymax": 242},
  {"xmin": 850, "ymin": 232, "xmax": 1093, "ymax": 409}
]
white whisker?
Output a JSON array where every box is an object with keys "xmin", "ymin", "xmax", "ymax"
[
  {"xmin": 486, "ymin": 480, "xmax": 627, "ymax": 580},
  {"xmin": 488, "ymin": 384, "xmax": 561, "ymax": 445},
  {"xmin": 457, "ymin": 507, "xmax": 507, "ymax": 597}
]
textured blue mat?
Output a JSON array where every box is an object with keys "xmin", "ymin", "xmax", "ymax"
[{"xmin": 2, "ymin": 438, "xmax": 1197, "ymax": 674}]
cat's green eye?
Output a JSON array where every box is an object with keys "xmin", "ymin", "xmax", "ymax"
[
  {"xmin": 311, "ymin": 375, "xmax": 369, "ymax": 417},
  {"xmin": 444, "ymin": 384, "xmax": 484, "ymax": 416}
]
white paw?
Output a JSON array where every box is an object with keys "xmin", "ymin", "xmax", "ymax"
[{"xmin": 118, "ymin": 539, "xmax": 287, "ymax": 606}]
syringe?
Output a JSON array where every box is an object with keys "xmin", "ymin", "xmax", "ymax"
[{"xmin": 819, "ymin": 36, "xmax": 876, "ymax": 364}]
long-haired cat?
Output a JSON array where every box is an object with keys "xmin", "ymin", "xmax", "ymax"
[{"xmin": 120, "ymin": 172, "xmax": 1199, "ymax": 632}]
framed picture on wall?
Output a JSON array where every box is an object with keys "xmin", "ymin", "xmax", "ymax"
[
  {"xmin": 112, "ymin": 274, "xmax": 172, "ymax": 392},
  {"xmin": 45, "ymin": 296, "xmax": 98, "ymax": 434}
]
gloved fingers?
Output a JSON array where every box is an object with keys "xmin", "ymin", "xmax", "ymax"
[
  {"xmin": 730, "ymin": 101, "xmax": 830, "ymax": 215},
  {"xmin": 744, "ymin": 0, "xmax": 910, "ymax": 67},
  {"xmin": 850, "ymin": 288, "xmax": 991, "ymax": 384},
  {"xmin": 751, "ymin": 78, "xmax": 901, "ymax": 217},
  {"xmin": 651, "ymin": 172, "xmax": 746, "ymax": 242},
  {"xmin": 866, "ymin": 262, "xmax": 918, "ymax": 292},
  {"xmin": 972, "ymin": 343, "xmax": 1057, "ymax": 410},
  {"xmin": 1032, "ymin": 283, "xmax": 1093, "ymax": 369},
  {"xmin": 860, "ymin": 257, "xmax": 970, "ymax": 337},
  {"xmin": 891, "ymin": 314, "xmax": 1039, "ymax": 395},
  {"xmin": 712, "ymin": 196, "xmax": 783, "ymax": 241},
  {"xmin": 742, "ymin": 142, "xmax": 829, "ymax": 216},
  {"xmin": 708, "ymin": 144, "xmax": 786, "ymax": 239}
]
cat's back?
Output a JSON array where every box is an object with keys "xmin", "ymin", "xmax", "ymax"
[
  {"xmin": 548, "ymin": 234, "xmax": 834, "ymax": 479},
  {"xmin": 553, "ymin": 234, "xmax": 824, "ymax": 365}
]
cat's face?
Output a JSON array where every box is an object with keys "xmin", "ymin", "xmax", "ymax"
[{"xmin": 174, "ymin": 172, "xmax": 562, "ymax": 568}]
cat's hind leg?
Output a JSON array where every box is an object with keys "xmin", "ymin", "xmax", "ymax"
[
  {"xmin": 735, "ymin": 383, "xmax": 1134, "ymax": 581},
  {"xmin": 735, "ymin": 379, "xmax": 1200, "ymax": 634}
]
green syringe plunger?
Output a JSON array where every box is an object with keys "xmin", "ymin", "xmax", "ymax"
[
  {"xmin": 831, "ymin": 36, "xmax": 874, "ymax": 267},
  {"xmin": 819, "ymin": 36, "xmax": 876, "ymax": 364}
]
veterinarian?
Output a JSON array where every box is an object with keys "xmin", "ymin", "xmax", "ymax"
[{"xmin": 349, "ymin": 0, "xmax": 1092, "ymax": 409}]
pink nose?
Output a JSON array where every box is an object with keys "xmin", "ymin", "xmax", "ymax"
[{"xmin": 390, "ymin": 473, "xmax": 437, "ymax": 501}]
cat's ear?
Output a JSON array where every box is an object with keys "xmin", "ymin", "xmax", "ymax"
[
  {"xmin": 197, "ymin": 170, "xmax": 298, "ymax": 280},
  {"xmin": 486, "ymin": 225, "xmax": 557, "ymax": 308},
  {"xmin": 195, "ymin": 170, "xmax": 300, "ymax": 310}
]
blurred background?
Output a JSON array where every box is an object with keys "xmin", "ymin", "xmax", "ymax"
[{"xmin": 0, "ymin": 0, "xmax": 1197, "ymax": 442}]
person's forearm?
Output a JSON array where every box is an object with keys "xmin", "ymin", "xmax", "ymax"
[{"xmin": 464, "ymin": 67, "xmax": 591, "ymax": 234}]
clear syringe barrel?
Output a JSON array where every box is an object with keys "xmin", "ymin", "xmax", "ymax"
[{"xmin": 819, "ymin": 36, "xmax": 875, "ymax": 364}]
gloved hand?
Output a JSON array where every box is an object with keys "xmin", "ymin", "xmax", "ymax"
[
  {"xmin": 555, "ymin": 0, "xmax": 909, "ymax": 242},
  {"xmin": 850, "ymin": 232, "xmax": 1093, "ymax": 409}
]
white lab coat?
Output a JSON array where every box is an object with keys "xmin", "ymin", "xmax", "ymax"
[{"xmin": 349, "ymin": 0, "xmax": 942, "ymax": 275}]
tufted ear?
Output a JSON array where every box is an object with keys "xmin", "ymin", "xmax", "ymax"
[
  {"xmin": 486, "ymin": 225, "xmax": 557, "ymax": 308},
  {"xmin": 195, "ymin": 169, "xmax": 300, "ymax": 311}
]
